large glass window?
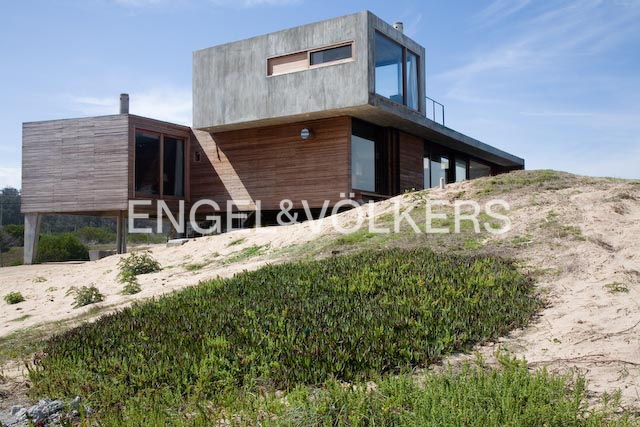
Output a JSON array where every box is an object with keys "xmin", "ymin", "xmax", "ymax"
[
  {"xmin": 135, "ymin": 131, "xmax": 161, "ymax": 195},
  {"xmin": 469, "ymin": 160, "xmax": 492, "ymax": 179},
  {"xmin": 351, "ymin": 135, "xmax": 376, "ymax": 192},
  {"xmin": 375, "ymin": 32, "xmax": 404, "ymax": 104},
  {"xmin": 406, "ymin": 51, "xmax": 419, "ymax": 111},
  {"xmin": 455, "ymin": 158, "xmax": 468, "ymax": 182},
  {"xmin": 135, "ymin": 130, "xmax": 185, "ymax": 198},
  {"xmin": 430, "ymin": 154, "xmax": 449, "ymax": 188},
  {"xmin": 163, "ymin": 136, "xmax": 185, "ymax": 197}
]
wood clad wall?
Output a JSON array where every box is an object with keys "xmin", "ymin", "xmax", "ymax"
[
  {"xmin": 398, "ymin": 131, "xmax": 424, "ymax": 192},
  {"xmin": 22, "ymin": 115, "xmax": 130, "ymax": 213},
  {"xmin": 191, "ymin": 117, "xmax": 351, "ymax": 211}
]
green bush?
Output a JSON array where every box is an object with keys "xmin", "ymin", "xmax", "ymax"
[
  {"xmin": 65, "ymin": 285, "xmax": 104, "ymax": 308},
  {"xmin": 116, "ymin": 252, "xmax": 161, "ymax": 283},
  {"xmin": 120, "ymin": 278, "xmax": 141, "ymax": 295},
  {"xmin": 30, "ymin": 249, "xmax": 540, "ymax": 419},
  {"xmin": 127, "ymin": 233, "xmax": 167, "ymax": 245},
  {"xmin": 3, "ymin": 224, "xmax": 24, "ymax": 243},
  {"xmin": 74, "ymin": 227, "xmax": 116, "ymax": 245},
  {"xmin": 37, "ymin": 233, "xmax": 89, "ymax": 263},
  {"xmin": 4, "ymin": 291, "xmax": 25, "ymax": 305}
]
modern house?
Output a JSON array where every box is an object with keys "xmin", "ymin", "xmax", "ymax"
[{"xmin": 21, "ymin": 10, "xmax": 524, "ymax": 264}]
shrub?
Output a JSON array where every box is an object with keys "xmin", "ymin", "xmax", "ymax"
[
  {"xmin": 117, "ymin": 252, "xmax": 161, "ymax": 283},
  {"xmin": 74, "ymin": 227, "xmax": 116, "ymax": 245},
  {"xmin": 120, "ymin": 277, "xmax": 141, "ymax": 295},
  {"xmin": 37, "ymin": 233, "xmax": 89, "ymax": 263},
  {"xmin": 66, "ymin": 285, "xmax": 104, "ymax": 308},
  {"xmin": 30, "ymin": 249, "xmax": 540, "ymax": 418},
  {"xmin": 4, "ymin": 291, "xmax": 25, "ymax": 305}
]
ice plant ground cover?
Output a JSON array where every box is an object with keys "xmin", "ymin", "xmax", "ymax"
[{"xmin": 28, "ymin": 248, "xmax": 548, "ymax": 423}]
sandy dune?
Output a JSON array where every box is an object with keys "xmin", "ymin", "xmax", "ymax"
[{"xmin": 1, "ymin": 172, "xmax": 639, "ymax": 407}]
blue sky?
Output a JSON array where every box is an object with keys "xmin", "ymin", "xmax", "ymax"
[{"xmin": 1, "ymin": 0, "xmax": 639, "ymax": 188}]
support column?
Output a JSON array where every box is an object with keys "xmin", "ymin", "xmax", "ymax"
[
  {"xmin": 116, "ymin": 211, "xmax": 127, "ymax": 254},
  {"xmin": 23, "ymin": 213, "xmax": 42, "ymax": 265}
]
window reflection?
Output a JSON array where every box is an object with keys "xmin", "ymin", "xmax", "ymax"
[
  {"xmin": 351, "ymin": 135, "xmax": 376, "ymax": 192},
  {"xmin": 430, "ymin": 154, "xmax": 449, "ymax": 188},
  {"xmin": 469, "ymin": 160, "xmax": 492, "ymax": 179},
  {"xmin": 455, "ymin": 159, "xmax": 467, "ymax": 182},
  {"xmin": 135, "ymin": 131, "xmax": 161, "ymax": 195},
  {"xmin": 406, "ymin": 51, "xmax": 419, "ymax": 110},
  {"xmin": 375, "ymin": 32, "xmax": 404, "ymax": 104}
]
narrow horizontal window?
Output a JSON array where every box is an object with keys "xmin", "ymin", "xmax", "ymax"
[
  {"xmin": 267, "ymin": 41, "xmax": 353, "ymax": 76},
  {"xmin": 310, "ymin": 44, "xmax": 352, "ymax": 66},
  {"xmin": 267, "ymin": 51, "xmax": 308, "ymax": 76}
]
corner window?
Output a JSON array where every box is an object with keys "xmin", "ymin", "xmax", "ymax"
[
  {"xmin": 375, "ymin": 32, "xmax": 404, "ymax": 104},
  {"xmin": 135, "ymin": 130, "xmax": 185, "ymax": 198},
  {"xmin": 406, "ymin": 51, "xmax": 419, "ymax": 110},
  {"xmin": 375, "ymin": 32, "xmax": 420, "ymax": 111}
]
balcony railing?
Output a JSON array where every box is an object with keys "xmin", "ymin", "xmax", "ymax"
[{"xmin": 425, "ymin": 96, "xmax": 445, "ymax": 126}]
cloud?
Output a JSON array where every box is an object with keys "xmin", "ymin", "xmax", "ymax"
[
  {"xmin": 474, "ymin": 0, "xmax": 532, "ymax": 26},
  {"xmin": 0, "ymin": 167, "xmax": 21, "ymax": 190},
  {"xmin": 70, "ymin": 86, "xmax": 192, "ymax": 125}
]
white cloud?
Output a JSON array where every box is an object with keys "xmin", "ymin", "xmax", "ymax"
[
  {"xmin": 0, "ymin": 167, "xmax": 21, "ymax": 190},
  {"xmin": 474, "ymin": 0, "xmax": 532, "ymax": 26},
  {"xmin": 71, "ymin": 86, "xmax": 192, "ymax": 126}
]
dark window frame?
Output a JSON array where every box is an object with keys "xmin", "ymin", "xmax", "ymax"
[
  {"xmin": 134, "ymin": 128, "xmax": 187, "ymax": 200},
  {"xmin": 374, "ymin": 31, "xmax": 421, "ymax": 111}
]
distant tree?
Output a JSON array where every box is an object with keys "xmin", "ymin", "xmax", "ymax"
[{"xmin": 0, "ymin": 187, "xmax": 22, "ymax": 226}]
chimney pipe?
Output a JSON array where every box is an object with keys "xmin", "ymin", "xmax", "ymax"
[
  {"xmin": 119, "ymin": 93, "xmax": 129, "ymax": 114},
  {"xmin": 393, "ymin": 21, "xmax": 404, "ymax": 33}
]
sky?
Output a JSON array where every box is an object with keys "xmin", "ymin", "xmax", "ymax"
[{"xmin": 1, "ymin": 0, "xmax": 639, "ymax": 189}]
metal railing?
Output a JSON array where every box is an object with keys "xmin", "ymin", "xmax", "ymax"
[{"xmin": 425, "ymin": 96, "xmax": 445, "ymax": 126}]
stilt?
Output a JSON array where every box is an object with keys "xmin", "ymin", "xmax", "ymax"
[
  {"xmin": 116, "ymin": 211, "xmax": 127, "ymax": 254},
  {"xmin": 23, "ymin": 213, "xmax": 42, "ymax": 265}
]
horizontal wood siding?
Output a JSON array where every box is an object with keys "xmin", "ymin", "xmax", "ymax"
[
  {"xmin": 191, "ymin": 117, "xmax": 351, "ymax": 211},
  {"xmin": 22, "ymin": 115, "xmax": 130, "ymax": 213},
  {"xmin": 398, "ymin": 131, "xmax": 424, "ymax": 192}
]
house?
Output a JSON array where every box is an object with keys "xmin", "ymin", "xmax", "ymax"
[{"xmin": 20, "ymin": 11, "xmax": 524, "ymax": 264}]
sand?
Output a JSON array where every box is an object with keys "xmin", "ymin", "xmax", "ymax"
[{"xmin": 1, "ymin": 173, "xmax": 639, "ymax": 407}]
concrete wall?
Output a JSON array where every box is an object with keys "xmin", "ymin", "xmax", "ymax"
[{"xmin": 193, "ymin": 11, "xmax": 371, "ymax": 130}]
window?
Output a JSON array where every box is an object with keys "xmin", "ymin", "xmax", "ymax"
[
  {"xmin": 406, "ymin": 51, "xmax": 419, "ymax": 111},
  {"xmin": 163, "ymin": 136, "xmax": 185, "ymax": 197},
  {"xmin": 267, "ymin": 42, "xmax": 353, "ymax": 76},
  {"xmin": 267, "ymin": 52, "xmax": 308, "ymax": 76},
  {"xmin": 469, "ymin": 160, "xmax": 492, "ymax": 179},
  {"xmin": 375, "ymin": 32, "xmax": 404, "ymax": 104},
  {"xmin": 351, "ymin": 135, "xmax": 376, "ymax": 192},
  {"xmin": 375, "ymin": 32, "xmax": 421, "ymax": 111},
  {"xmin": 134, "ymin": 130, "xmax": 185, "ymax": 198},
  {"xmin": 430, "ymin": 154, "xmax": 449, "ymax": 188},
  {"xmin": 455, "ymin": 158, "xmax": 468, "ymax": 182},
  {"xmin": 310, "ymin": 44, "xmax": 352, "ymax": 66},
  {"xmin": 423, "ymin": 156, "xmax": 430, "ymax": 189},
  {"xmin": 135, "ymin": 131, "xmax": 161, "ymax": 195}
]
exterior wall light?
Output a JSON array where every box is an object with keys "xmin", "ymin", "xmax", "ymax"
[{"xmin": 300, "ymin": 128, "xmax": 311, "ymax": 140}]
